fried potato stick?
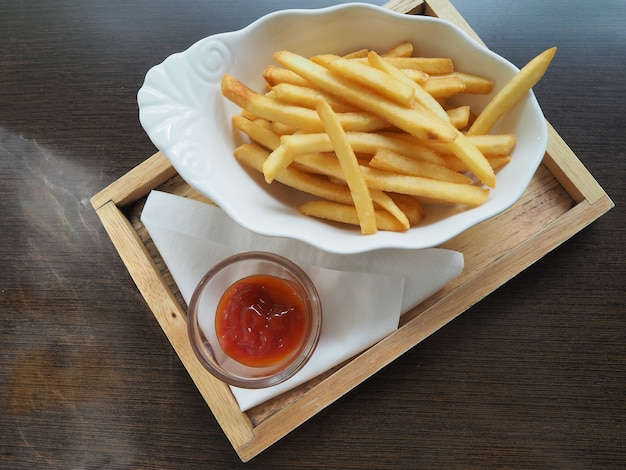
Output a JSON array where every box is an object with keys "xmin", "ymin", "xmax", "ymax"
[
  {"xmin": 234, "ymin": 143, "xmax": 355, "ymax": 206},
  {"xmin": 422, "ymin": 76, "xmax": 467, "ymax": 98},
  {"xmin": 446, "ymin": 106, "xmax": 471, "ymax": 129},
  {"xmin": 360, "ymin": 166, "xmax": 490, "ymax": 207},
  {"xmin": 442, "ymin": 72, "xmax": 493, "ymax": 94},
  {"xmin": 343, "ymin": 48, "xmax": 369, "ymax": 59},
  {"xmin": 322, "ymin": 55, "xmax": 416, "ymax": 106},
  {"xmin": 354, "ymin": 56, "xmax": 454, "ymax": 74},
  {"xmin": 366, "ymin": 50, "xmax": 451, "ymax": 123},
  {"xmin": 222, "ymin": 74, "xmax": 389, "ymax": 133},
  {"xmin": 381, "ymin": 40, "xmax": 414, "ymax": 58},
  {"xmin": 468, "ymin": 47, "xmax": 556, "ymax": 135},
  {"xmin": 369, "ymin": 148, "xmax": 473, "ymax": 184},
  {"xmin": 315, "ymin": 97, "xmax": 377, "ymax": 235},
  {"xmin": 442, "ymin": 154, "xmax": 512, "ymax": 172},
  {"xmin": 445, "ymin": 131, "xmax": 496, "ymax": 188},
  {"xmin": 298, "ymin": 200, "xmax": 407, "ymax": 232},
  {"xmin": 294, "ymin": 152, "xmax": 410, "ymax": 229},
  {"xmin": 280, "ymin": 131, "xmax": 447, "ymax": 166},
  {"xmin": 271, "ymin": 82, "xmax": 360, "ymax": 113},
  {"xmin": 388, "ymin": 193, "xmax": 424, "ymax": 226},
  {"xmin": 263, "ymin": 65, "xmax": 311, "ymax": 87},
  {"xmin": 425, "ymin": 133, "xmax": 516, "ymax": 157},
  {"xmin": 232, "ymin": 115, "xmax": 281, "ymax": 150},
  {"xmin": 397, "ymin": 68, "xmax": 430, "ymax": 84}
]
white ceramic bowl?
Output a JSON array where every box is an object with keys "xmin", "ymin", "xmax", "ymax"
[{"xmin": 138, "ymin": 3, "xmax": 547, "ymax": 254}]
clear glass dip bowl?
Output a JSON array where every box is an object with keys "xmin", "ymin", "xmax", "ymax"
[{"xmin": 187, "ymin": 251, "xmax": 322, "ymax": 388}]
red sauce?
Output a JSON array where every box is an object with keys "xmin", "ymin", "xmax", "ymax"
[{"xmin": 215, "ymin": 274, "xmax": 309, "ymax": 367}]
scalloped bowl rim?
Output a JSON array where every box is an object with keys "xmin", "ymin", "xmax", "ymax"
[{"xmin": 137, "ymin": 3, "xmax": 548, "ymax": 254}]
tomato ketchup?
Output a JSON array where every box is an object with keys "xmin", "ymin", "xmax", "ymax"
[{"xmin": 215, "ymin": 274, "xmax": 309, "ymax": 367}]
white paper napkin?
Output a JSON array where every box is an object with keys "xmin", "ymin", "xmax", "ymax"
[{"xmin": 141, "ymin": 190, "xmax": 463, "ymax": 410}]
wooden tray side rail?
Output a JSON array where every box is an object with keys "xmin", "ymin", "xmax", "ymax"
[{"xmin": 91, "ymin": 0, "xmax": 613, "ymax": 462}]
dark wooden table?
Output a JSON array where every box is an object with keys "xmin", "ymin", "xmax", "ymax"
[{"xmin": 2, "ymin": 1, "xmax": 624, "ymax": 468}]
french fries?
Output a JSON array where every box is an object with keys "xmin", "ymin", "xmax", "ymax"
[
  {"xmin": 369, "ymin": 148, "xmax": 473, "ymax": 185},
  {"xmin": 354, "ymin": 56, "xmax": 454, "ymax": 74},
  {"xmin": 365, "ymin": 50, "xmax": 451, "ymax": 124},
  {"xmin": 222, "ymin": 75, "xmax": 389, "ymax": 133},
  {"xmin": 270, "ymin": 82, "xmax": 360, "ymax": 113},
  {"xmin": 315, "ymin": 97, "xmax": 377, "ymax": 235},
  {"xmin": 221, "ymin": 40, "xmax": 555, "ymax": 234},
  {"xmin": 273, "ymin": 50, "xmax": 459, "ymax": 143},
  {"xmin": 468, "ymin": 47, "xmax": 557, "ymax": 135},
  {"xmin": 299, "ymin": 200, "xmax": 408, "ymax": 232},
  {"xmin": 280, "ymin": 131, "xmax": 447, "ymax": 165},
  {"xmin": 234, "ymin": 143, "xmax": 355, "ymax": 206},
  {"xmin": 324, "ymin": 55, "xmax": 416, "ymax": 106},
  {"xmin": 381, "ymin": 40, "xmax": 414, "ymax": 58}
]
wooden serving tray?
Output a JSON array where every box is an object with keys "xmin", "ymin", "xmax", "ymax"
[{"xmin": 91, "ymin": 0, "xmax": 613, "ymax": 461}]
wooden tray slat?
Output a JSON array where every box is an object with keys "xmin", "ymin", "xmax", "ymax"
[
  {"xmin": 91, "ymin": 0, "xmax": 614, "ymax": 461},
  {"xmin": 544, "ymin": 123, "xmax": 606, "ymax": 204}
]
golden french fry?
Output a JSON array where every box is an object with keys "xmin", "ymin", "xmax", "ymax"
[
  {"xmin": 446, "ymin": 106, "xmax": 471, "ymax": 129},
  {"xmin": 270, "ymin": 82, "xmax": 360, "ymax": 113},
  {"xmin": 263, "ymin": 65, "xmax": 310, "ymax": 87},
  {"xmin": 298, "ymin": 200, "xmax": 407, "ymax": 232},
  {"xmin": 382, "ymin": 40, "xmax": 414, "ymax": 58},
  {"xmin": 251, "ymin": 117, "xmax": 273, "ymax": 129},
  {"xmin": 370, "ymin": 191, "xmax": 410, "ymax": 230},
  {"xmin": 445, "ymin": 131, "xmax": 496, "ymax": 188},
  {"xmin": 369, "ymin": 148, "xmax": 473, "ymax": 184},
  {"xmin": 360, "ymin": 166, "xmax": 490, "ymax": 207},
  {"xmin": 240, "ymin": 109, "xmax": 259, "ymax": 120},
  {"xmin": 232, "ymin": 115, "xmax": 281, "ymax": 150},
  {"xmin": 271, "ymin": 121, "xmax": 297, "ymax": 136},
  {"xmin": 388, "ymin": 193, "xmax": 424, "ymax": 226},
  {"xmin": 442, "ymin": 154, "xmax": 512, "ymax": 172},
  {"xmin": 486, "ymin": 155, "xmax": 511, "ymax": 170},
  {"xmin": 292, "ymin": 152, "xmax": 410, "ymax": 229},
  {"xmin": 355, "ymin": 56, "xmax": 454, "ymax": 74},
  {"xmin": 343, "ymin": 48, "xmax": 369, "ymax": 59},
  {"xmin": 443, "ymin": 72, "xmax": 493, "ymax": 94},
  {"xmin": 426, "ymin": 133, "xmax": 516, "ymax": 157},
  {"xmin": 273, "ymin": 50, "xmax": 458, "ymax": 143},
  {"xmin": 310, "ymin": 53, "xmax": 339, "ymax": 67},
  {"xmin": 366, "ymin": 50, "xmax": 451, "ymax": 123},
  {"xmin": 468, "ymin": 47, "xmax": 556, "ymax": 135},
  {"xmin": 263, "ymin": 145, "xmax": 295, "ymax": 183},
  {"xmin": 440, "ymin": 155, "xmax": 468, "ymax": 172},
  {"xmin": 315, "ymin": 97, "xmax": 377, "ymax": 235},
  {"xmin": 398, "ymin": 68, "xmax": 430, "ymax": 84},
  {"xmin": 324, "ymin": 55, "xmax": 416, "ymax": 106},
  {"xmin": 223, "ymin": 74, "xmax": 391, "ymax": 132},
  {"xmin": 234, "ymin": 143, "xmax": 356, "ymax": 206},
  {"xmin": 280, "ymin": 131, "xmax": 447, "ymax": 166},
  {"xmin": 422, "ymin": 76, "xmax": 467, "ymax": 98},
  {"xmin": 465, "ymin": 134, "xmax": 516, "ymax": 156}
]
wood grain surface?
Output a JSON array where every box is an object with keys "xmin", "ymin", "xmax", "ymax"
[{"xmin": 1, "ymin": 0, "xmax": 624, "ymax": 468}]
